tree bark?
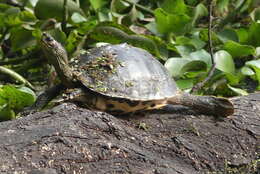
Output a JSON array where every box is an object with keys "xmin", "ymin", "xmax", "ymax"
[{"xmin": 0, "ymin": 93, "xmax": 259, "ymax": 174}]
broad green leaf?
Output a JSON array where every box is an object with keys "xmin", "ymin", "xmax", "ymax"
[
  {"xmin": 246, "ymin": 60, "xmax": 260, "ymax": 83},
  {"xmin": 17, "ymin": 87, "xmax": 36, "ymax": 106},
  {"xmin": 0, "ymin": 106, "xmax": 16, "ymax": 121},
  {"xmin": 235, "ymin": 28, "xmax": 248, "ymax": 44},
  {"xmin": 250, "ymin": 7, "xmax": 260, "ymax": 22},
  {"xmin": 71, "ymin": 12, "xmax": 87, "ymax": 23},
  {"xmin": 66, "ymin": 30, "xmax": 79, "ymax": 53},
  {"xmin": 217, "ymin": 29, "xmax": 239, "ymax": 43},
  {"xmin": 155, "ymin": 8, "xmax": 191, "ymax": 35},
  {"xmin": 10, "ymin": 27, "xmax": 36, "ymax": 51},
  {"xmin": 98, "ymin": 8, "xmax": 113, "ymax": 22},
  {"xmin": 19, "ymin": 10, "xmax": 36, "ymax": 23},
  {"xmin": 225, "ymin": 73, "xmax": 240, "ymax": 85},
  {"xmin": 216, "ymin": 0, "xmax": 229, "ymax": 14},
  {"xmin": 181, "ymin": 60, "xmax": 207, "ymax": 74},
  {"xmin": 248, "ymin": 22, "xmax": 260, "ymax": 47},
  {"xmin": 176, "ymin": 79, "xmax": 194, "ymax": 89},
  {"xmin": 214, "ymin": 50, "xmax": 235, "ymax": 74},
  {"xmin": 161, "ymin": 0, "xmax": 187, "ymax": 14},
  {"xmin": 245, "ymin": 60, "xmax": 260, "ymax": 69},
  {"xmin": 145, "ymin": 21, "xmax": 159, "ymax": 35},
  {"xmin": 121, "ymin": 5, "xmax": 143, "ymax": 26},
  {"xmin": 89, "ymin": 0, "xmax": 107, "ymax": 11},
  {"xmin": 189, "ymin": 49, "xmax": 212, "ymax": 67},
  {"xmin": 189, "ymin": 34, "xmax": 206, "ymax": 50},
  {"xmin": 0, "ymin": 85, "xmax": 36, "ymax": 111},
  {"xmin": 165, "ymin": 58, "xmax": 190, "ymax": 77},
  {"xmin": 191, "ymin": 3, "xmax": 207, "ymax": 26},
  {"xmin": 111, "ymin": 0, "xmax": 130, "ymax": 14},
  {"xmin": 3, "ymin": 7, "xmax": 22, "ymax": 27},
  {"xmin": 34, "ymin": 0, "xmax": 84, "ymax": 21},
  {"xmin": 199, "ymin": 29, "xmax": 220, "ymax": 44},
  {"xmin": 241, "ymin": 66, "xmax": 255, "ymax": 76},
  {"xmin": 165, "ymin": 58, "xmax": 206, "ymax": 77},
  {"xmin": 223, "ymin": 40, "xmax": 255, "ymax": 58},
  {"xmin": 176, "ymin": 34, "xmax": 206, "ymax": 50},
  {"xmin": 175, "ymin": 45, "xmax": 195, "ymax": 57},
  {"xmin": 227, "ymin": 85, "xmax": 248, "ymax": 96},
  {"xmin": 29, "ymin": 0, "xmax": 38, "ymax": 7},
  {"xmin": 256, "ymin": 47, "xmax": 260, "ymax": 58},
  {"xmin": 76, "ymin": 20, "xmax": 98, "ymax": 35}
]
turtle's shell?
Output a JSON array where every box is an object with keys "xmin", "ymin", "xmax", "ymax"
[{"xmin": 71, "ymin": 43, "xmax": 178, "ymax": 101}]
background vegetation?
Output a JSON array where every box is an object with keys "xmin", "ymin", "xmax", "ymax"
[{"xmin": 0, "ymin": 0, "xmax": 259, "ymax": 120}]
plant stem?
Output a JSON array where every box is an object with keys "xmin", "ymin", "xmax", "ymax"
[
  {"xmin": 191, "ymin": 0, "xmax": 216, "ymax": 93},
  {"xmin": 0, "ymin": 66, "xmax": 34, "ymax": 89},
  {"xmin": 62, "ymin": 0, "xmax": 68, "ymax": 32}
]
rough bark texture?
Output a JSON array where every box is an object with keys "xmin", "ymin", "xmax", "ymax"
[{"xmin": 0, "ymin": 93, "xmax": 259, "ymax": 174}]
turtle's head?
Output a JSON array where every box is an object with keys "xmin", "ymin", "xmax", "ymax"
[
  {"xmin": 40, "ymin": 32, "xmax": 68, "ymax": 65},
  {"xmin": 40, "ymin": 32, "xmax": 74, "ymax": 87}
]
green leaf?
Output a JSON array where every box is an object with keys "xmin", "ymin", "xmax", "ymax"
[
  {"xmin": 165, "ymin": 58, "xmax": 190, "ymax": 77},
  {"xmin": 241, "ymin": 66, "xmax": 255, "ymax": 76},
  {"xmin": 248, "ymin": 22, "xmax": 260, "ymax": 47},
  {"xmin": 155, "ymin": 8, "xmax": 191, "ymax": 35},
  {"xmin": 181, "ymin": 60, "xmax": 207, "ymax": 74},
  {"xmin": 217, "ymin": 29, "xmax": 239, "ymax": 43},
  {"xmin": 176, "ymin": 33, "xmax": 206, "ymax": 50},
  {"xmin": 245, "ymin": 60, "xmax": 260, "ymax": 69},
  {"xmin": 256, "ymin": 47, "xmax": 260, "ymax": 58},
  {"xmin": 19, "ymin": 10, "xmax": 36, "ymax": 23},
  {"xmin": 216, "ymin": 0, "xmax": 229, "ymax": 14},
  {"xmin": 165, "ymin": 58, "xmax": 206, "ymax": 77},
  {"xmin": 71, "ymin": 12, "xmax": 87, "ymax": 23},
  {"xmin": 225, "ymin": 73, "xmax": 240, "ymax": 85},
  {"xmin": 250, "ymin": 7, "xmax": 260, "ymax": 22},
  {"xmin": 111, "ymin": 0, "xmax": 130, "ymax": 14},
  {"xmin": 175, "ymin": 45, "xmax": 195, "ymax": 57},
  {"xmin": 235, "ymin": 28, "xmax": 248, "ymax": 44},
  {"xmin": 227, "ymin": 85, "xmax": 248, "ymax": 96},
  {"xmin": 34, "ymin": 0, "xmax": 85, "ymax": 21},
  {"xmin": 17, "ymin": 86, "xmax": 37, "ymax": 106},
  {"xmin": 214, "ymin": 50, "xmax": 235, "ymax": 74},
  {"xmin": 89, "ymin": 0, "xmax": 107, "ymax": 11},
  {"xmin": 10, "ymin": 27, "xmax": 36, "ymax": 51},
  {"xmin": 0, "ymin": 85, "xmax": 36, "ymax": 111},
  {"xmin": 223, "ymin": 40, "xmax": 255, "ymax": 58},
  {"xmin": 191, "ymin": 3, "xmax": 208, "ymax": 26},
  {"xmin": 98, "ymin": 8, "xmax": 113, "ymax": 22},
  {"xmin": 245, "ymin": 59, "xmax": 260, "ymax": 83},
  {"xmin": 189, "ymin": 49, "xmax": 212, "ymax": 67},
  {"xmin": 161, "ymin": 0, "xmax": 187, "ymax": 14},
  {"xmin": 0, "ymin": 106, "xmax": 16, "ymax": 121},
  {"xmin": 176, "ymin": 79, "xmax": 194, "ymax": 89}
]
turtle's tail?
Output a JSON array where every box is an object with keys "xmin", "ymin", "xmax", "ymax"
[{"xmin": 167, "ymin": 92, "xmax": 234, "ymax": 117}]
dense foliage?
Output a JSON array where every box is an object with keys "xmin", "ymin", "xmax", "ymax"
[{"xmin": 0, "ymin": 0, "xmax": 259, "ymax": 120}]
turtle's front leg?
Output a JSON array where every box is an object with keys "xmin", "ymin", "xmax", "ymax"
[{"xmin": 21, "ymin": 84, "xmax": 65, "ymax": 116}]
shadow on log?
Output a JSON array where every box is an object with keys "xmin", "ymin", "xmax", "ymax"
[{"xmin": 0, "ymin": 93, "xmax": 259, "ymax": 174}]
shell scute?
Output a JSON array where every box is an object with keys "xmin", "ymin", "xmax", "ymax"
[{"xmin": 71, "ymin": 43, "xmax": 178, "ymax": 101}]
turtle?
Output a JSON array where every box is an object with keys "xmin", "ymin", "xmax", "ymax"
[{"xmin": 38, "ymin": 32, "xmax": 234, "ymax": 117}]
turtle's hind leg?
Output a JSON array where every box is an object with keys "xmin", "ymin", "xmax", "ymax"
[{"xmin": 167, "ymin": 92, "xmax": 234, "ymax": 117}]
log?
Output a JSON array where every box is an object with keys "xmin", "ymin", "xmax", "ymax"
[{"xmin": 0, "ymin": 93, "xmax": 259, "ymax": 174}]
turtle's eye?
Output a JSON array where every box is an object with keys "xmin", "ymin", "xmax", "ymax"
[
  {"xmin": 42, "ymin": 32, "xmax": 54, "ymax": 42},
  {"xmin": 45, "ymin": 36, "xmax": 53, "ymax": 42}
]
